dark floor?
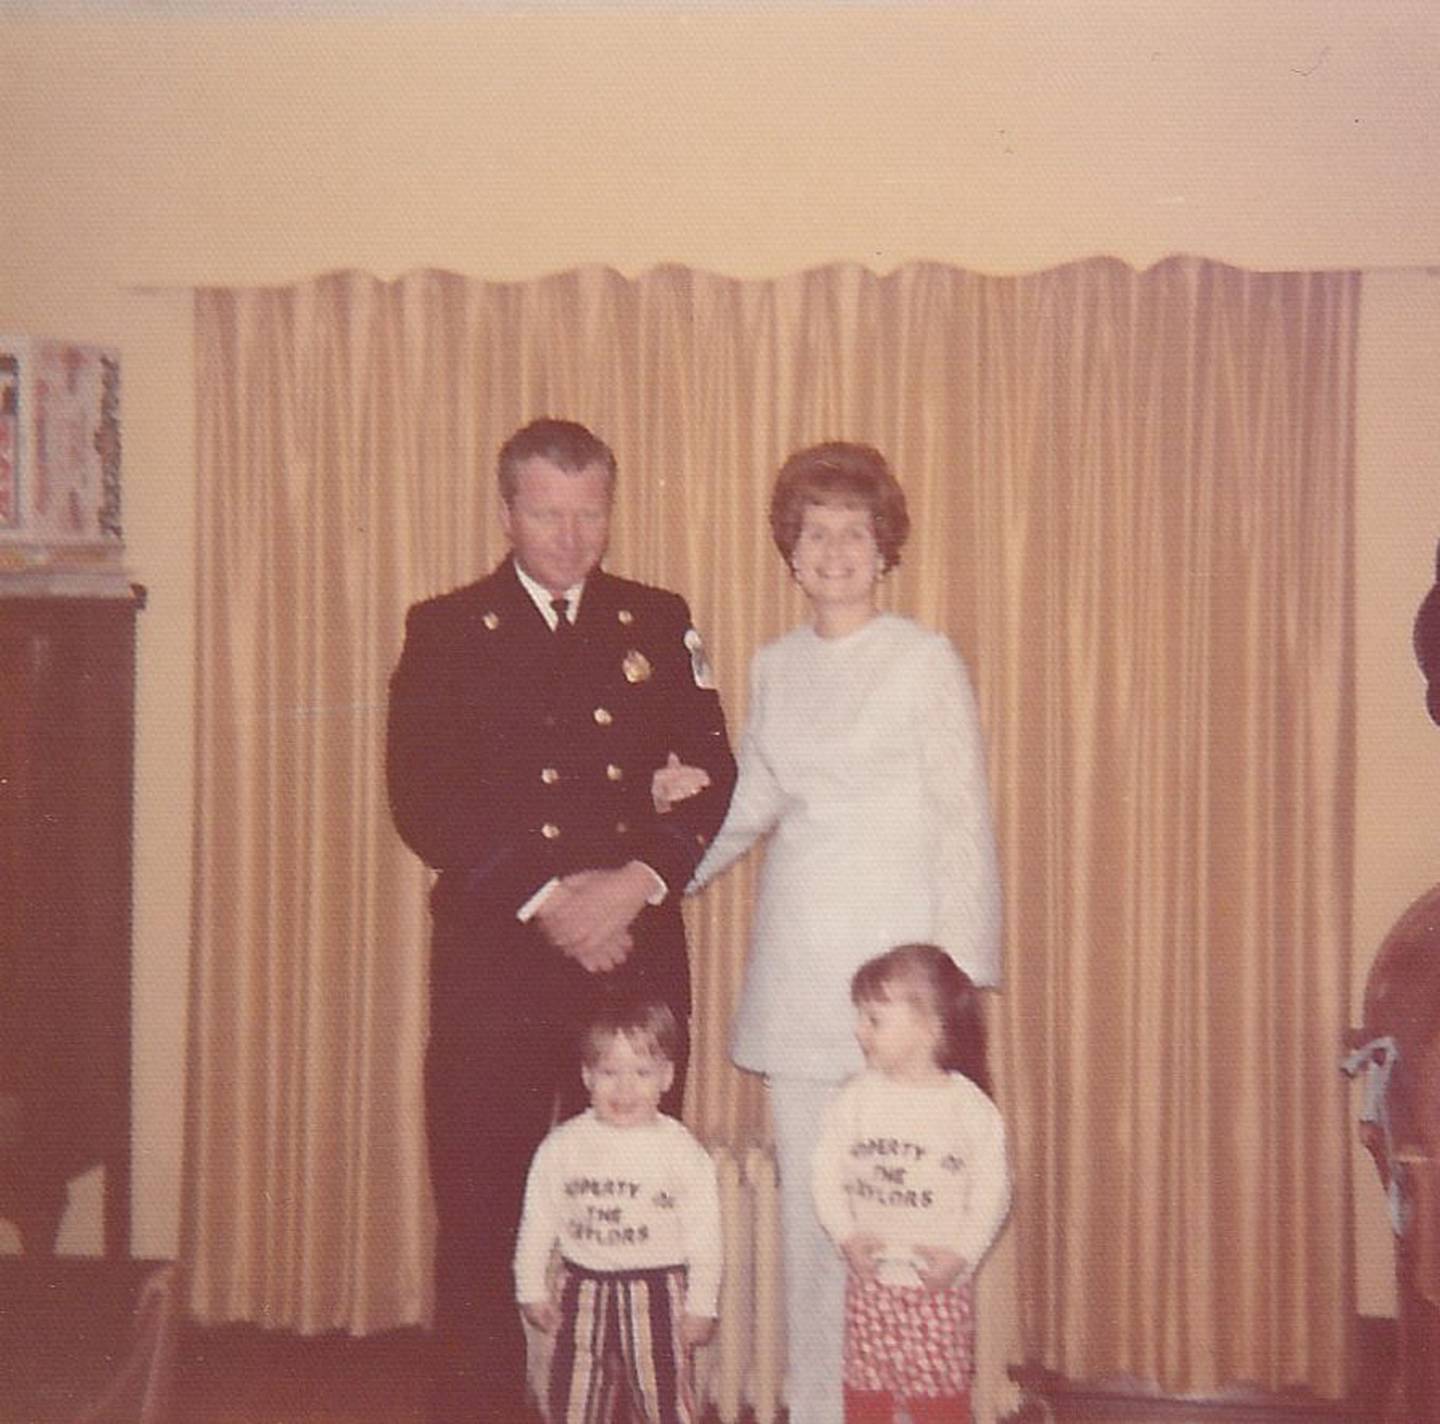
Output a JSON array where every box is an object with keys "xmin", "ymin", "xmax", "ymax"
[
  {"xmin": 172, "ymin": 1324, "xmax": 1392, "ymax": 1424},
  {"xmin": 168, "ymin": 1333, "xmax": 1372, "ymax": 1424},
  {"xmin": 0, "ymin": 1257, "xmax": 1400, "ymax": 1424},
  {"xmin": 178, "ymin": 1326, "xmax": 430, "ymax": 1424}
]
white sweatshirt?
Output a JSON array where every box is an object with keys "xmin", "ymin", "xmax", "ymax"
[
  {"xmin": 812, "ymin": 1069, "xmax": 1011, "ymax": 1288},
  {"xmin": 514, "ymin": 1109, "xmax": 723, "ymax": 1317}
]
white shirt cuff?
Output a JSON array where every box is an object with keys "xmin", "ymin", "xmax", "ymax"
[
  {"xmin": 516, "ymin": 864, "xmax": 666, "ymax": 922},
  {"xmin": 516, "ymin": 877, "xmax": 560, "ymax": 922},
  {"xmin": 639, "ymin": 862, "xmax": 667, "ymax": 905}
]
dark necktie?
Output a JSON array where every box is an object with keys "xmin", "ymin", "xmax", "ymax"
[{"xmin": 551, "ymin": 596, "xmax": 573, "ymax": 642}]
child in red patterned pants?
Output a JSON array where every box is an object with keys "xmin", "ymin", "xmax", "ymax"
[{"xmin": 812, "ymin": 944, "xmax": 1011, "ymax": 1424}]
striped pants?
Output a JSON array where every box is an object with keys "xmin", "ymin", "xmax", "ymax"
[{"xmin": 548, "ymin": 1260, "xmax": 697, "ymax": 1424}]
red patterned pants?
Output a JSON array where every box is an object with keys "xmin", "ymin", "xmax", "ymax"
[
  {"xmin": 842, "ymin": 1273, "xmax": 974, "ymax": 1421},
  {"xmin": 844, "ymin": 1387, "xmax": 971, "ymax": 1423}
]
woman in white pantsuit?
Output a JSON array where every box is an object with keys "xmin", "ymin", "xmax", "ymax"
[{"xmin": 669, "ymin": 443, "xmax": 1004, "ymax": 1424}]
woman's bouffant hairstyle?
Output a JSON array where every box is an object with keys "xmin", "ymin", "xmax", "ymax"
[
  {"xmin": 769, "ymin": 442, "xmax": 911, "ymax": 573},
  {"xmin": 851, "ymin": 943, "xmax": 991, "ymax": 1093},
  {"xmin": 579, "ymin": 997, "xmax": 682, "ymax": 1068}
]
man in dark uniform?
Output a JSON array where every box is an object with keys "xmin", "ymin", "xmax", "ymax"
[{"xmin": 386, "ymin": 418, "xmax": 736, "ymax": 1421}]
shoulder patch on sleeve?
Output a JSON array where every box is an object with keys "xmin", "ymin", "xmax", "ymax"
[{"xmin": 684, "ymin": 627, "xmax": 716, "ymax": 689}]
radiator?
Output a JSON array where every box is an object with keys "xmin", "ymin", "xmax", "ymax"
[{"xmin": 696, "ymin": 1145, "xmax": 785, "ymax": 1424}]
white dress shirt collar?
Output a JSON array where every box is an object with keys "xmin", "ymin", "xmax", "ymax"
[{"xmin": 512, "ymin": 559, "xmax": 586, "ymax": 630}]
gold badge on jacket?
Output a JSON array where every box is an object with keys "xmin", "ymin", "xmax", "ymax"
[{"xmin": 622, "ymin": 649, "xmax": 652, "ymax": 684}]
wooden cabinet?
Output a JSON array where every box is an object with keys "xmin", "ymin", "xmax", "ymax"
[{"xmin": 0, "ymin": 586, "xmax": 143, "ymax": 1256}]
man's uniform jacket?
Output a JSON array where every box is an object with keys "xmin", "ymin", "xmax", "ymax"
[{"xmin": 386, "ymin": 555, "xmax": 737, "ymax": 1020}]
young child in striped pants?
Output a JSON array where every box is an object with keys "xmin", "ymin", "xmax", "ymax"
[{"xmin": 514, "ymin": 998, "xmax": 721, "ymax": 1423}]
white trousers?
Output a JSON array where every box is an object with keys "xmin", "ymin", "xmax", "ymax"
[{"xmin": 768, "ymin": 1074, "xmax": 847, "ymax": 1424}]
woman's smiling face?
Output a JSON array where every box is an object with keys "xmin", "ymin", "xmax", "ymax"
[{"xmin": 790, "ymin": 501, "xmax": 881, "ymax": 615}]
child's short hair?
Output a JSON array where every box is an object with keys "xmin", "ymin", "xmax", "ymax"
[
  {"xmin": 851, "ymin": 943, "xmax": 991, "ymax": 1092},
  {"xmin": 579, "ymin": 998, "xmax": 682, "ymax": 1068}
]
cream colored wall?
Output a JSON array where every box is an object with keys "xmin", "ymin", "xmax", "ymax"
[
  {"xmin": 5, "ymin": 2, "xmax": 1440, "ymax": 285},
  {"xmin": 4, "ymin": 0, "xmax": 1438, "ymax": 1316}
]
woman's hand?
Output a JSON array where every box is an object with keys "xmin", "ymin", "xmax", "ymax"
[
  {"xmin": 521, "ymin": 1299, "xmax": 561, "ymax": 1334},
  {"xmin": 681, "ymin": 1313, "xmax": 717, "ymax": 1347},
  {"xmin": 842, "ymin": 1232, "xmax": 884, "ymax": 1281},
  {"xmin": 913, "ymin": 1244, "xmax": 970, "ymax": 1291},
  {"xmin": 652, "ymin": 751, "xmax": 711, "ymax": 813}
]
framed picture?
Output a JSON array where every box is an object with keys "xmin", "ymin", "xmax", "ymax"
[
  {"xmin": 0, "ymin": 353, "xmax": 18, "ymax": 532},
  {"xmin": 0, "ymin": 336, "xmax": 122, "ymax": 567}
]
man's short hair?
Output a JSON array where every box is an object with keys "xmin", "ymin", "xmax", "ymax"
[
  {"xmin": 497, "ymin": 418, "xmax": 618, "ymax": 505},
  {"xmin": 579, "ymin": 998, "xmax": 682, "ymax": 1067}
]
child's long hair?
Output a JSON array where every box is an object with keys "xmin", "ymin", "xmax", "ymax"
[{"xmin": 851, "ymin": 943, "xmax": 991, "ymax": 1093}]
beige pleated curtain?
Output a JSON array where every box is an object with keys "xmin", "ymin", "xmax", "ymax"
[{"xmin": 183, "ymin": 258, "xmax": 1357, "ymax": 1401}]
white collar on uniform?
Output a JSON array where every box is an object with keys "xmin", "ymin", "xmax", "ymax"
[{"xmin": 512, "ymin": 559, "xmax": 586, "ymax": 630}]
